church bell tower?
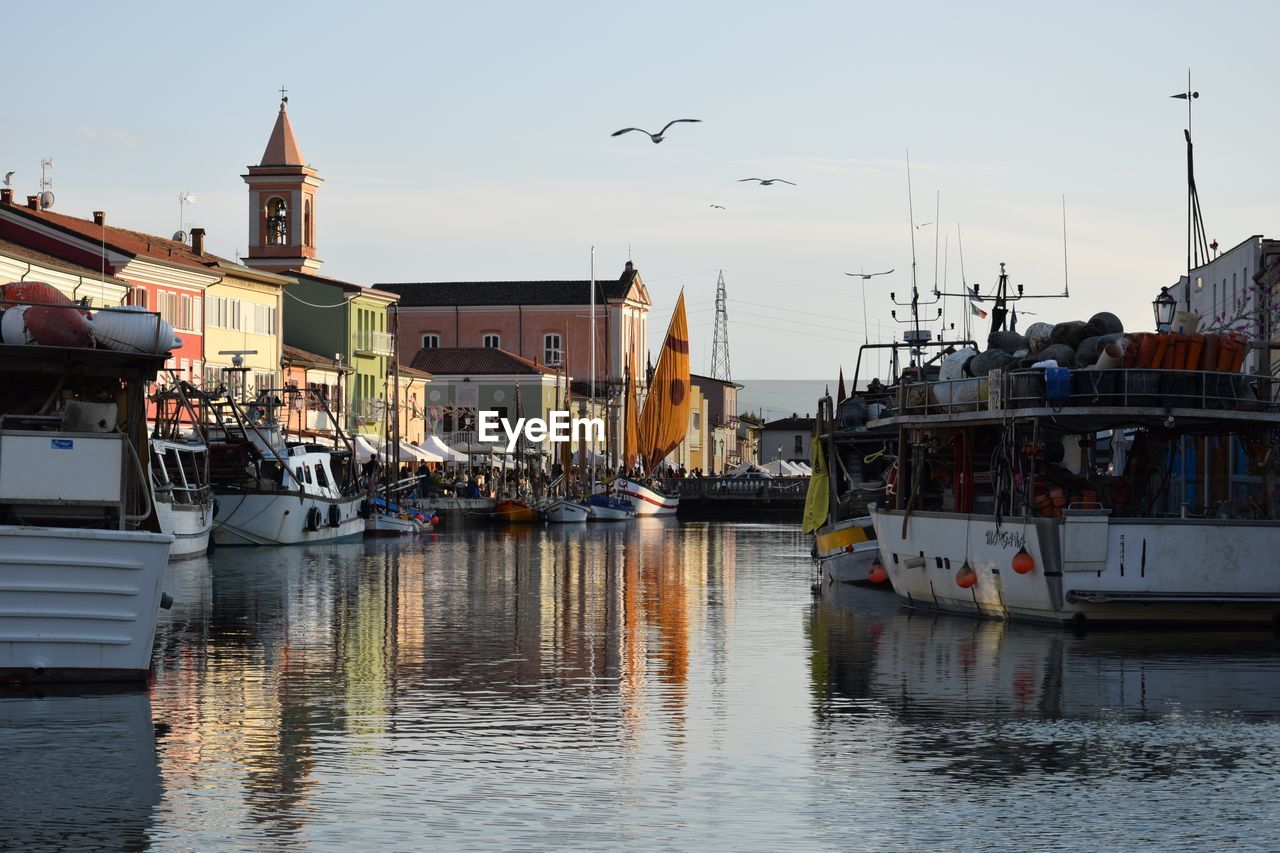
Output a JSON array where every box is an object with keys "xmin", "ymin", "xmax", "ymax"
[{"xmin": 242, "ymin": 92, "xmax": 323, "ymax": 273}]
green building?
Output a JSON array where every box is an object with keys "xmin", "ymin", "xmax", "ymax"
[{"xmin": 283, "ymin": 270, "xmax": 399, "ymax": 436}]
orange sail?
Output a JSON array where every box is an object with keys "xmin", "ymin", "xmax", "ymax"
[
  {"xmin": 623, "ymin": 367, "xmax": 640, "ymax": 472},
  {"xmin": 638, "ymin": 291, "xmax": 691, "ymax": 472}
]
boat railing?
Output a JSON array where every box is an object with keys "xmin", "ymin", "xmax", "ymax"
[
  {"xmin": 898, "ymin": 368, "xmax": 1277, "ymax": 417},
  {"xmin": 661, "ymin": 476, "xmax": 810, "ymax": 497}
]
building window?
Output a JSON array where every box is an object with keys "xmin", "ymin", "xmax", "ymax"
[
  {"xmin": 794, "ymin": 435, "xmax": 803, "ymax": 455},
  {"xmin": 265, "ymin": 197, "xmax": 288, "ymax": 246},
  {"xmin": 1195, "ymin": 275, "xmax": 1203, "ymax": 291},
  {"xmin": 253, "ymin": 303, "xmax": 277, "ymax": 335},
  {"xmin": 131, "ymin": 286, "xmax": 148, "ymax": 309},
  {"xmin": 483, "ymin": 334, "xmax": 500, "ymax": 349},
  {"xmin": 304, "ymin": 199, "xmax": 313, "ymax": 247},
  {"xmin": 543, "ymin": 333, "xmax": 562, "ymax": 365},
  {"xmin": 422, "ymin": 334, "xmax": 440, "ymax": 349},
  {"xmin": 1213, "ymin": 282, "xmax": 1217, "ymax": 316}
]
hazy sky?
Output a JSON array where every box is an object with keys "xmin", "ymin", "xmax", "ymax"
[{"xmin": 8, "ymin": 1, "xmax": 1279, "ymax": 378}]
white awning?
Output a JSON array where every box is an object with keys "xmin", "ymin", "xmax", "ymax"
[
  {"xmin": 401, "ymin": 440, "xmax": 444, "ymax": 463},
  {"xmin": 423, "ymin": 434, "xmax": 467, "ymax": 462},
  {"xmin": 353, "ymin": 434, "xmax": 379, "ymax": 462}
]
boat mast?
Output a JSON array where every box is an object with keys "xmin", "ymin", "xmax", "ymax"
[{"xmin": 589, "ymin": 245, "xmax": 596, "ymax": 490}]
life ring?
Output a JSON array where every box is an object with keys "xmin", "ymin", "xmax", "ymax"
[{"xmin": 885, "ymin": 460, "xmax": 899, "ymax": 499}]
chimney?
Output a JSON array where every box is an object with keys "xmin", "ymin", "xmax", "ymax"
[
  {"xmin": 0, "ymin": 188, "xmax": 10, "ymax": 205},
  {"xmin": 190, "ymin": 227, "xmax": 205, "ymax": 256},
  {"xmin": 26, "ymin": 195, "xmax": 39, "ymax": 210},
  {"xmin": 624, "ymin": 261, "xmax": 634, "ymax": 273},
  {"xmin": 92, "ymin": 211, "xmax": 106, "ymax": 226}
]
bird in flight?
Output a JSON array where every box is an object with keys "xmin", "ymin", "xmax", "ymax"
[
  {"xmin": 915, "ymin": 221, "xmax": 933, "ymax": 229},
  {"xmin": 611, "ymin": 119, "xmax": 701, "ymax": 143},
  {"xmin": 739, "ymin": 178, "xmax": 796, "ymax": 186},
  {"xmin": 710, "ymin": 204, "xmax": 725, "ymax": 210},
  {"xmin": 844, "ymin": 269, "xmax": 894, "ymax": 280},
  {"xmin": 2, "ymin": 171, "xmax": 13, "ymax": 188}
]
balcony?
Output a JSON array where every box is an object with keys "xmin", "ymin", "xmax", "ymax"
[{"xmin": 354, "ymin": 330, "xmax": 395, "ymax": 357}]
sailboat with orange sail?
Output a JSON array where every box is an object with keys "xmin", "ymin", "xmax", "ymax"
[{"xmin": 616, "ymin": 291, "xmax": 690, "ymax": 516}]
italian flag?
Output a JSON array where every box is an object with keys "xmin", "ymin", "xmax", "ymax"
[{"xmin": 969, "ymin": 299, "xmax": 987, "ymax": 319}]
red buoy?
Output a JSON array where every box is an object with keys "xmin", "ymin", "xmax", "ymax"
[
  {"xmin": 867, "ymin": 562, "xmax": 888, "ymax": 585},
  {"xmin": 1012, "ymin": 545, "xmax": 1035, "ymax": 575},
  {"xmin": 956, "ymin": 562, "xmax": 977, "ymax": 589}
]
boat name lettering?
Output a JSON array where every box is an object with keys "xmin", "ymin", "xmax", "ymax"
[
  {"xmin": 51, "ymin": 439, "xmax": 73, "ymax": 450},
  {"xmin": 477, "ymin": 409, "xmax": 605, "ymax": 452},
  {"xmin": 984, "ymin": 529, "xmax": 1025, "ymax": 549}
]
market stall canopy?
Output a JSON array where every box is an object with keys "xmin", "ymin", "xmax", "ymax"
[
  {"xmin": 423, "ymin": 434, "xmax": 467, "ymax": 462},
  {"xmin": 353, "ymin": 434, "xmax": 379, "ymax": 463}
]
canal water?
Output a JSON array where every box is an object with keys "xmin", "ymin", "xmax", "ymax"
[{"xmin": 5, "ymin": 520, "xmax": 1280, "ymax": 850}]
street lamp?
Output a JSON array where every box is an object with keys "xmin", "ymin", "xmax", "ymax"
[{"xmin": 1153, "ymin": 286, "xmax": 1177, "ymax": 332}]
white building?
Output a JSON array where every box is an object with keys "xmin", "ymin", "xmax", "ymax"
[
  {"xmin": 1167, "ymin": 235, "xmax": 1273, "ymax": 373},
  {"xmin": 759, "ymin": 414, "xmax": 815, "ymax": 465}
]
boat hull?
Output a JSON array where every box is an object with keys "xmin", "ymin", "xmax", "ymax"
[
  {"xmin": 871, "ymin": 507, "xmax": 1280, "ymax": 625},
  {"xmin": 820, "ymin": 539, "xmax": 880, "ymax": 587},
  {"xmin": 587, "ymin": 504, "xmax": 634, "ymax": 521},
  {"xmin": 0, "ymin": 526, "xmax": 173, "ymax": 682},
  {"xmin": 212, "ymin": 491, "xmax": 366, "ymax": 546},
  {"xmin": 543, "ymin": 499, "xmax": 589, "ymax": 523},
  {"xmin": 154, "ymin": 499, "xmax": 212, "ymax": 559},
  {"xmin": 615, "ymin": 478, "xmax": 679, "ymax": 517},
  {"xmin": 365, "ymin": 513, "xmax": 420, "ymax": 536}
]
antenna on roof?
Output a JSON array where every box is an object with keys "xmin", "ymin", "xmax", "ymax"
[
  {"xmin": 174, "ymin": 192, "xmax": 197, "ymax": 243},
  {"xmin": 39, "ymin": 158, "xmax": 54, "ymax": 209}
]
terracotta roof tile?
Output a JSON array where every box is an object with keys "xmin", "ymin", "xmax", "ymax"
[
  {"xmin": 409, "ymin": 347, "xmax": 555, "ymax": 376},
  {"xmin": 377, "ymin": 266, "xmax": 641, "ymax": 307},
  {"xmin": 1, "ymin": 203, "xmax": 226, "ymax": 270}
]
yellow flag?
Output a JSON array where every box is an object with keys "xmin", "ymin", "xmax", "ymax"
[{"xmin": 802, "ymin": 436, "xmax": 830, "ymax": 534}]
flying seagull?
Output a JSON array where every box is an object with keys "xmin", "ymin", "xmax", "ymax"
[
  {"xmin": 611, "ymin": 119, "xmax": 701, "ymax": 143},
  {"xmin": 710, "ymin": 204, "xmax": 725, "ymax": 210},
  {"xmin": 738, "ymin": 178, "xmax": 796, "ymax": 186},
  {"xmin": 915, "ymin": 221, "xmax": 933, "ymax": 229},
  {"xmin": 2, "ymin": 171, "xmax": 12, "ymax": 188},
  {"xmin": 844, "ymin": 269, "xmax": 894, "ymax": 280}
]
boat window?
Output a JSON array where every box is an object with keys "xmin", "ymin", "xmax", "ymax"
[
  {"xmin": 315, "ymin": 464, "xmax": 330, "ymax": 489},
  {"xmin": 294, "ymin": 467, "xmax": 305, "ymax": 486}
]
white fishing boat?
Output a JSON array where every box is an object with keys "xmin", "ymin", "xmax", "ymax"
[
  {"xmin": 614, "ymin": 477, "xmax": 680, "ymax": 517},
  {"xmin": 812, "ymin": 516, "xmax": 881, "ymax": 587},
  {"xmin": 867, "ymin": 297, "xmax": 1280, "ymax": 627},
  {"xmin": 150, "ymin": 437, "xmax": 213, "ymax": 559},
  {"xmin": 365, "ymin": 510, "xmax": 421, "ymax": 536},
  {"xmin": 543, "ymin": 497, "xmax": 589, "ymax": 523},
  {"xmin": 203, "ymin": 389, "xmax": 366, "ymax": 546},
  {"xmin": 0, "ymin": 286, "xmax": 175, "ymax": 682}
]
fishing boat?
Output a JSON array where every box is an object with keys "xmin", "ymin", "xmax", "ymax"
[
  {"xmin": 488, "ymin": 498, "xmax": 538, "ymax": 523},
  {"xmin": 149, "ymin": 437, "xmax": 214, "ymax": 558},
  {"xmin": 620, "ymin": 291, "xmax": 691, "ymax": 517},
  {"xmin": 543, "ymin": 497, "xmax": 589, "ymax": 523},
  {"xmin": 0, "ymin": 285, "xmax": 174, "ymax": 682},
  {"xmin": 149, "ymin": 384, "xmax": 214, "ymax": 559},
  {"xmin": 201, "ymin": 386, "xmax": 366, "ymax": 546},
  {"xmin": 867, "ymin": 262, "xmax": 1280, "ymax": 628},
  {"xmin": 585, "ymin": 492, "xmax": 637, "ymax": 521}
]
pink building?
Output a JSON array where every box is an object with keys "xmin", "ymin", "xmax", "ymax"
[{"xmin": 377, "ymin": 261, "xmax": 651, "ymax": 392}]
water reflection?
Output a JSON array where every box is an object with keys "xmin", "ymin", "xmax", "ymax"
[
  {"xmin": 0, "ymin": 688, "xmax": 161, "ymax": 851},
  {"xmin": 809, "ymin": 583, "xmax": 1280, "ymax": 807},
  {"xmin": 16, "ymin": 522, "xmax": 1279, "ymax": 848},
  {"xmin": 146, "ymin": 520, "xmax": 752, "ymax": 847}
]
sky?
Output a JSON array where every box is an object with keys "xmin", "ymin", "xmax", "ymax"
[{"xmin": 7, "ymin": 1, "xmax": 1280, "ymax": 380}]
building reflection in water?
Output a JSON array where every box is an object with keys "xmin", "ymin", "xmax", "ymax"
[
  {"xmin": 807, "ymin": 584, "xmax": 1280, "ymax": 784},
  {"xmin": 147, "ymin": 520, "xmax": 729, "ymax": 842}
]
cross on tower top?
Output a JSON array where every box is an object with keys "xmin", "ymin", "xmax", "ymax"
[{"xmin": 279, "ymin": 85, "xmax": 288, "ymax": 106}]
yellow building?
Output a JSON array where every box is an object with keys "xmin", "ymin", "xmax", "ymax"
[{"xmin": 200, "ymin": 261, "xmax": 292, "ymax": 396}]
